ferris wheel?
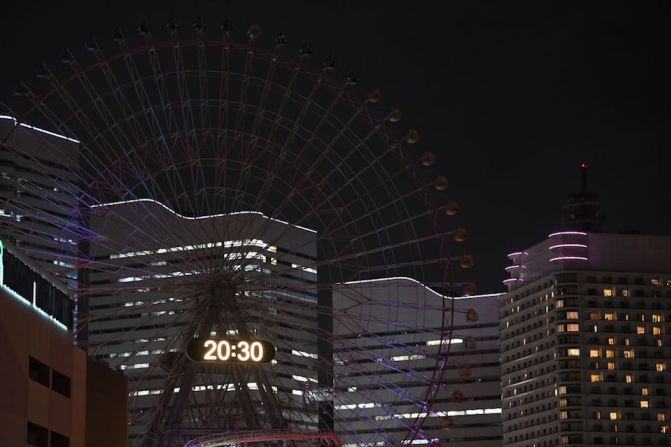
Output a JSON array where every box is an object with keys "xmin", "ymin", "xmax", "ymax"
[{"xmin": 1, "ymin": 19, "xmax": 478, "ymax": 447}]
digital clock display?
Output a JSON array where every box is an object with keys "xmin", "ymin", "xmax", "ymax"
[{"xmin": 186, "ymin": 338, "xmax": 275, "ymax": 363}]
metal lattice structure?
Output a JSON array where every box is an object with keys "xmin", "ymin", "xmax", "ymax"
[{"xmin": 1, "ymin": 19, "xmax": 476, "ymax": 447}]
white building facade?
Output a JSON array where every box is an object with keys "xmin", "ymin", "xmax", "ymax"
[
  {"xmin": 334, "ymin": 278, "xmax": 503, "ymax": 447},
  {"xmin": 501, "ymin": 231, "xmax": 671, "ymax": 447}
]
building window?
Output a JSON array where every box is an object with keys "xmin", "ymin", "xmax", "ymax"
[
  {"xmin": 652, "ymin": 314, "xmax": 663, "ymax": 323},
  {"xmin": 608, "ymin": 337, "xmax": 616, "ymax": 345},
  {"xmin": 624, "ymin": 349, "xmax": 635, "ymax": 359},
  {"xmin": 640, "ymin": 400, "xmax": 649, "ymax": 408},
  {"xmin": 622, "ymin": 289, "xmax": 629, "ymax": 297},
  {"xmin": 28, "ymin": 357, "xmax": 50, "ymax": 387},
  {"xmin": 590, "ymin": 349, "xmax": 601, "ymax": 358},
  {"xmin": 591, "ymin": 373, "xmax": 603, "ymax": 383},
  {"xmin": 566, "ymin": 311, "xmax": 579, "ymax": 319},
  {"xmin": 637, "ymin": 326, "xmax": 646, "ymax": 335},
  {"xmin": 642, "ymin": 387, "xmax": 649, "ymax": 396},
  {"xmin": 606, "ymin": 350, "xmax": 616, "ymax": 358},
  {"xmin": 50, "ymin": 431, "xmax": 70, "ymax": 447},
  {"xmin": 568, "ymin": 348, "xmax": 580, "ymax": 356},
  {"xmin": 656, "ymin": 362, "xmax": 666, "ymax": 372},
  {"xmin": 567, "ymin": 323, "xmax": 579, "ymax": 332},
  {"xmin": 27, "ymin": 422, "xmax": 48, "ymax": 447},
  {"xmin": 610, "ymin": 411, "xmax": 619, "ymax": 420},
  {"xmin": 604, "ymin": 312, "xmax": 617, "ymax": 321},
  {"xmin": 625, "ymin": 374, "xmax": 634, "ymax": 384},
  {"xmin": 658, "ymin": 413, "xmax": 666, "ymax": 422},
  {"xmin": 653, "ymin": 327, "xmax": 662, "ymax": 335},
  {"xmin": 556, "ymin": 300, "xmax": 564, "ymax": 308},
  {"xmin": 603, "ymin": 288, "xmax": 614, "ymax": 297},
  {"xmin": 607, "ymin": 362, "xmax": 616, "ymax": 370},
  {"xmin": 589, "ymin": 312, "xmax": 601, "ymax": 320},
  {"xmin": 52, "ymin": 369, "xmax": 71, "ymax": 398}
]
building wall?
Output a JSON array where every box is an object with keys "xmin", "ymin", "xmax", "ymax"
[
  {"xmin": 0, "ymin": 287, "xmax": 86, "ymax": 447},
  {"xmin": 0, "ymin": 116, "xmax": 80, "ymax": 290},
  {"xmin": 85, "ymin": 200, "xmax": 320, "ymax": 444},
  {"xmin": 86, "ymin": 358, "xmax": 128, "ymax": 447},
  {"xmin": 0, "ymin": 245, "xmax": 128, "ymax": 447},
  {"xmin": 333, "ymin": 278, "xmax": 503, "ymax": 446}
]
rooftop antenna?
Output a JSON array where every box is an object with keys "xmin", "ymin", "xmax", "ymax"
[{"xmin": 562, "ymin": 163, "xmax": 605, "ymax": 232}]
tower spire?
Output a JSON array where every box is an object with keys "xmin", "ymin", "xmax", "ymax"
[{"xmin": 562, "ymin": 163, "xmax": 604, "ymax": 232}]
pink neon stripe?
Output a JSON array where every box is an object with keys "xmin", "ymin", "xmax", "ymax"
[
  {"xmin": 549, "ymin": 256, "xmax": 588, "ymax": 262},
  {"xmin": 505, "ymin": 265, "xmax": 525, "ymax": 271},
  {"xmin": 548, "ymin": 244, "xmax": 588, "ymax": 250},
  {"xmin": 548, "ymin": 231, "xmax": 588, "ymax": 238}
]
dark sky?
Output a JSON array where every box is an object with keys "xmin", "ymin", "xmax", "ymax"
[{"xmin": 1, "ymin": 1, "xmax": 670, "ymax": 292}]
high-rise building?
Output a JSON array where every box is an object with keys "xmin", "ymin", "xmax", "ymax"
[
  {"xmin": 84, "ymin": 199, "xmax": 320, "ymax": 444},
  {"xmin": 334, "ymin": 278, "xmax": 503, "ymax": 447},
  {"xmin": 0, "ymin": 115, "xmax": 81, "ymax": 289},
  {"xmin": 501, "ymin": 168, "xmax": 670, "ymax": 447}
]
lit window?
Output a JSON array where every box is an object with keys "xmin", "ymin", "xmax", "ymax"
[
  {"xmin": 608, "ymin": 337, "xmax": 616, "ymax": 345},
  {"xmin": 604, "ymin": 312, "xmax": 617, "ymax": 321},
  {"xmin": 558, "ymin": 386, "xmax": 567, "ymax": 395},
  {"xmin": 592, "ymin": 324, "xmax": 598, "ymax": 333},
  {"xmin": 560, "ymin": 410, "xmax": 568, "ymax": 419},
  {"xmin": 624, "ymin": 338, "xmax": 631, "ymax": 346},
  {"xmin": 637, "ymin": 326, "xmax": 646, "ymax": 335},
  {"xmin": 603, "ymin": 288, "xmax": 614, "ymax": 297},
  {"xmin": 591, "ymin": 374, "xmax": 603, "ymax": 383},
  {"xmin": 656, "ymin": 362, "xmax": 666, "ymax": 372},
  {"xmin": 609, "ymin": 411, "xmax": 618, "ymax": 420},
  {"xmin": 589, "ymin": 312, "xmax": 600, "ymax": 320},
  {"xmin": 559, "ymin": 398, "xmax": 567, "ymax": 407},
  {"xmin": 640, "ymin": 400, "xmax": 649, "ymax": 408},
  {"xmin": 566, "ymin": 311, "xmax": 579, "ymax": 319},
  {"xmin": 607, "ymin": 362, "xmax": 616, "ymax": 370},
  {"xmin": 589, "ymin": 349, "xmax": 601, "ymax": 358},
  {"xmin": 651, "ymin": 278, "xmax": 661, "ymax": 286},
  {"xmin": 658, "ymin": 413, "xmax": 666, "ymax": 422},
  {"xmin": 657, "ymin": 339, "xmax": 663, "ymax": 347},
  {"xmin": 652, "ymin": 314, "xmax": 663, "ymax": 323},
  {"xmin": 556, "ymin": 300, "xmax": 564, "ymax": 308},
  {"xmin": 624, "ymin": 349, "xmax": 635, "ymax": 359},
  {"xmin": 622, "ymin": 289, "xmax": 629, "ymax": 297},
  {"xmin": 567, "ymin": 348, "xmax": 580, "ymax": 356},
  {"xmin": 567, "ymin": 324, "xmax": 580, "ymax": 332},
  {"xmin": 653, "ymin": 326, "xmax": 662, "ymax": 335},
  {"xmin": 557, "ymin": 324, "xmax": 565, "ymax": 333},
  {"xmin": 625, "ymin": 374, "xmax": 633, "ymax": 383},
  {"xmin": 606, "ymin": 350, "xmax": 616, "ymax": 358},
  {"xmin": 595, "ymin": 411, "xmax": 602, "ymax": 419},
  {"xmin": 642, "ymin": 387, "xmax": 649, "ymax": 396}
]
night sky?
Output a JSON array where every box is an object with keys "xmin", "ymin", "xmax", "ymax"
[{"xmin": 1, "ymin": 1, "xmax": 670, "ymax": 293}]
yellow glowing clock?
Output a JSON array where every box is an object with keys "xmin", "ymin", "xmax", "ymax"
[{"xmin": 186, "ymin": 338, "xmax": 275, "ymax": 363}]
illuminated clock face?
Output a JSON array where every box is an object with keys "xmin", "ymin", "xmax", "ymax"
[{"xmin": 186, "ymin": 338, "xmax": 275, "ymax": 363}]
